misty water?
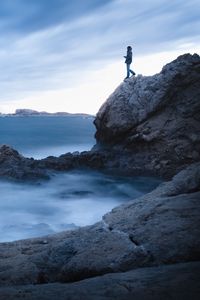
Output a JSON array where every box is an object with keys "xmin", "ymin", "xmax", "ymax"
[
  {"xmin": 0, "ymin": 171, "xmax": 161, "ymax": 242},
  {"xmin": 0, "ymin": 116, "xmax": 161, "ymax": 242}
]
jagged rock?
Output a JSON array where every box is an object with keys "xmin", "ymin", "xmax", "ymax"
[
  {"xmin": 0, "ymin": 145, "xmax": 49, "ymax": 180},
  {"xmin": 94, "ymin": 53, "xmax": 200, "ymax": 177},
  {"xmin": 0, "ymin": 144, "xmax": 109, "ymax": 181},
  {"xmin": 95, "ymin": 53, "xmax": 200, "ymax": 143}
]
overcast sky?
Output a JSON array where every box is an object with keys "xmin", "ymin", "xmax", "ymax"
[{"xmin": 0, "ymin": 0, "xmax": 199, "ymax": 114}]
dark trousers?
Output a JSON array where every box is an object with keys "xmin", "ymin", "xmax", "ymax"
[{"xmin": 126, "ymin": 64, "xmax": 135, "ymax": 78}]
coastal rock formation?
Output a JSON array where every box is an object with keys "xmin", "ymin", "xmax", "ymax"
[
  {"xmin": 94, "ymin": 53, "xmax": 200, "ymax": 177},
  {"xmin": 0, "ymin": 144, "xmax": 109, "ymax": 180},
  {"xmin": 0, "ymin": 143, "xmax": 106, "ymax": 180},
  {"xmin": 1, "ymin": 262, "xmax": 200, "ymax": 300},
  {"xmin": 0, "ymin": 163, "xmax": 199, "ymax": 296},
  {"xmin": 0, "ymin": 54, "xmax": 200, "ymax": 299},
  {"xmin": 0, "ymin": 145, "xmax": 49, "ymax": 180},
  {"xmin": 0, "ymin": 54, "xmax": 199, "ymax": 181}
]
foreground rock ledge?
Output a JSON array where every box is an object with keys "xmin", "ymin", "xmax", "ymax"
[
  {"xmin": 1, "ymin": 262, "xmax": 200, "ymax": 300},
  {"xmin": 0, "ymin": 163, "xmax": 199, "ymax": 298}
]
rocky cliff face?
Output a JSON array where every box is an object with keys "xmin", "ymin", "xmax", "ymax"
[
  {"xmin": 94, "ymin": 54, "xmax": 200, "ymax": 177},
  {"xmin": 0, "ymin": 54, "xmax": 200, "ymax": 299},
  {"xmin": 1, "ymin": 55, "xmax": 199, "ymax": 181}
]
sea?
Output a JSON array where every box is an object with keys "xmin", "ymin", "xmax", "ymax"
[{"xmin": 0, "ymin": 116, "xmax": 161, "ymax": 242}]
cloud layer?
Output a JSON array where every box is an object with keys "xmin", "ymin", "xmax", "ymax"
[{"xmin": 0, "ymin": 0, "xmax": 199, "ymax": 110}]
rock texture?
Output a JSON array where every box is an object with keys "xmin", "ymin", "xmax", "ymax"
[
  {"xmin": 0, "ymin": 163, "xmax": 199, "ymax": 299},
  {"xmin": 94, "ymin": 53, "xmax": 200, "ymax": 177},
  {"xmin": 0, "ymin": 144, "xmax": 110, "ymax": 181},
  {"xmin": 0, "ymin": 145, "xmax": 49, "ymax": 180},
  {"xmin": 0, "ymin": 262, "xmax": 200, "ymax": 300},
  {"xmin": 0, "ymin": 54, "xmax": 199, "ymax": 181},
  {"xmin": 0, "ymin": 54, "xmax": 200, "ymax": 299}
]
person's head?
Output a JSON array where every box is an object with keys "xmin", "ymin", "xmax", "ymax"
[{"xmin": 127, "ymin": 46, "xmax": 132, "ymax": 50}]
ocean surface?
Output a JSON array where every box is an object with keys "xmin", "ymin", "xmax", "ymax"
[
  {"xmin": 0, "ymin": 116, "xmax": 96, "ymax": 158},
  {"xmin": 0, "ymin": 116, "xmax": 161, "ymax": 242}
]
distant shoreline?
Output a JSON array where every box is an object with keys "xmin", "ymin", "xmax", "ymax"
[{"xmin": 0, "ymin": 109, "xmax": 95, "ymax": 118}]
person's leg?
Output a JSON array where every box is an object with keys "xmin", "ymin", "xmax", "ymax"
[
  {"xmin": 126, "ymin": 64, "xmax": 130, "ymax": 78},
  {"xmin": 130, "ymin": 68, "xmax": 135, "ymax": 76}
]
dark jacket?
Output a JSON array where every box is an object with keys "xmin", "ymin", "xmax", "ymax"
[{"xmin": 125, "ymin": 49, "xmax": 132, "ymax": 64}]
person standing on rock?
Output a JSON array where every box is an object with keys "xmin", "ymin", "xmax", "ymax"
[{"xmin": 124, "ymin": 46, "xmax": 135, "ymax": 79}]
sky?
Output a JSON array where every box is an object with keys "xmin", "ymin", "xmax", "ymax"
[{"xmin": 0, "ymin": 0, "xmax": 199, "ymax": 114}]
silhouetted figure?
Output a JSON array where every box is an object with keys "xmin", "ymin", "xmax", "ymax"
[{"xmin": 124, "ymin": 46, "xmax": 135, "ymax": 79}]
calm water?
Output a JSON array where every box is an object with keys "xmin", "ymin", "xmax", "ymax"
[
  {"xmin": 0, "ymin": 116, "xmax": 95, "ymax": 158},
  {"xmin": 0, "ymin": 116, "xmax": 161, "ymax": 242}
]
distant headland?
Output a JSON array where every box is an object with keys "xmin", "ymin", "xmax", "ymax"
[{"xmin": 0, "ymin": 109, "xmax": 94, "ymax": 118}]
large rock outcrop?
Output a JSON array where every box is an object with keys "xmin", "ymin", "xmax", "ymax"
[
  {"xmin": 0, "ymin": 54, "xmax": 200, "ymax": 299},
  {"xmin": 94, "ymin": 53, "xmax": 200, "ymax": 177},
  {"xmin": 0, "ymin": 54, "xmax": 199, "ymax": 181}
]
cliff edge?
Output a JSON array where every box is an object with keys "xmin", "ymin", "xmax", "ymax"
[
  {"xmin": 0, "ymin": 54, "xmax": 199, "ymax": 180},
  {"xmin": 94, "ymin": 53, "xmax": 200, "ymax": 177}
]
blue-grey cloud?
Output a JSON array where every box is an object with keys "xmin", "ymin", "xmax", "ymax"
[
  {"xmin": 0, "ymin": 0, "xmax": 199, "ymax": 103},
  {"xmin": 0, "ymin": 0, "xmax": 109, "ymax": 33}
]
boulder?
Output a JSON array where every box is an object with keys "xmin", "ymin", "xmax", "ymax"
[{"xmin": 94, "ymin": 54, "xmax": 200, "ymax": 177}]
